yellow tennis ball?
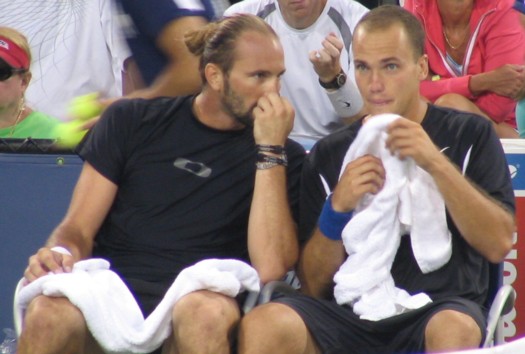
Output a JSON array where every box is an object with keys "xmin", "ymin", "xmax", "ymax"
[
  {"xmin": 53, "ymin": 121, "xmax": 88, "ymax": 148},
  {"xmin": 68, "ymin": 93, "xmax": 103, "ymax": 121}
]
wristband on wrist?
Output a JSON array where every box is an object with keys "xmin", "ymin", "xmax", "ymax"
[
  {"xmin": 325, "ymin": 78, "xmax": 364, "ymax": 117},
  {"xmin": 256, "ymin": 144, "xmax": 285, "ymax": 154},
  {"xmin": 50, "ymin": 246, "xmax": 72, "ymax": 256},
  {"xmin": 318, "ymin": 195, "xmax": 353, "ymax": 241}
]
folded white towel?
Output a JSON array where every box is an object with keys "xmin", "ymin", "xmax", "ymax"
[
  {"xmin": 332, "ymin": 114, "xmax": 451, "ymax": 321},
  {"xmin": 15, "ymin": 258, "xmax": 260, "ymax": 353}
]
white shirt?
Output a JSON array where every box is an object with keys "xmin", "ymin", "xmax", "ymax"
[
  {"xmin": 0, "ymin": 0, "xmax": 131, "ymax": 121},
  {"xmin": 225, "ymin": 0, "xmax": 368, "ymax": 142}
]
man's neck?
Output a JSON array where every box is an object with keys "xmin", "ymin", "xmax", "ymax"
[
  {"xmin": 192, "ymin": 92, "xmax": 245, "ymax": 131},
  {"xmin": 409, "ymin": 98, "xmax": 430, "ymax": 125}
]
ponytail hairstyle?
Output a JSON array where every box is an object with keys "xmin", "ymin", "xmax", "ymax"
[{"xmin": 184, "ymin": 14, "xmax": 278, "ymax": 83}]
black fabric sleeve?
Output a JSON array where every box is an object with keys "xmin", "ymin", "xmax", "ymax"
[
  {"xmin": 465, "ymin": 120, "xmax": 516, "ymax": 215},
  {"xmin": 298, "ymin": 151, "xmax": 328, "ymax": 245},
  {"xmin": 76, "ymin": 100, "xmax": 141, "ymax": 185},
  {"xmin": 285, "ymin": 139, "xmax": 306, "ymax": 225}
]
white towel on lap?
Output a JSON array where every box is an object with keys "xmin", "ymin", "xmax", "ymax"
[
  {"xmin": 332, "ymin": 114, "xmax": 452, "ymax": 321},
  {"xmin": 15, "ymin": 258, "xmax": 260, "ymax": 353}
]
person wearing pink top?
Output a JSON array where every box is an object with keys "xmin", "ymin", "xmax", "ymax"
[{"xmin": 404, "ymin": 0, "xmax": 525, "ymax": 138}]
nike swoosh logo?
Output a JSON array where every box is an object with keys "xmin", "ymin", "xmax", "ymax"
[
  {"xmin": 343, "ymin": 101, "xmax": 351, "ymax": 108},
  {"xmin": 173, "ymin": 158, "xmax": 212, "ymax": 178},
  {"xmin": 440, "ymin": 146, "xmax": 450, "ymax": 153}
]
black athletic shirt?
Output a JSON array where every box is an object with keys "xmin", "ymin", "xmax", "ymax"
[
  {"xmin": 77, "ymin": 95, "xmax": 305, "ymax": 285},
  {"xmin": 299, "ymin": 104, "xmax": 515, "ymax": 306}
]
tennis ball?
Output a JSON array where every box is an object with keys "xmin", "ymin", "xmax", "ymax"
[
  {"xmin": 53, "ymin": 121, "xmax": 88, "ymax": 148},
  {"xmin": 68, "ymin": 92, "xmax": 103, "ymax": 121}
]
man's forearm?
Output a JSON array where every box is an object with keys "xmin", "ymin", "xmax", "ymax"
[
  {"xmin": 248, "ymin": 166, "xmax": 299, "ymax": 284},
  {"xmin": 298, "ymin": 228, "xmax": 345, "ymax": 298}
]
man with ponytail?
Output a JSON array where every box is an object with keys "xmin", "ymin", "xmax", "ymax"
[{"xmin": 18, "ymin": 14, "xmax": 304, "ymax": 354}]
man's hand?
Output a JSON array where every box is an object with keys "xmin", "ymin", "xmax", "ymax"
[
  {"xmin": 385, "ymin": 118, "xmax": 443, "ymax": 173},
  {"xmin": 24, "ymin": 247, "xmax": 75, "ymax": 283},
  {"xmin": 309, "ymin": 33, "xmax": 344, "ymax": 84},
  {"xmin": 332, "ymin": 155, "xmax": 385, "ymax": 213},
  {"xmin": 253, "ymin": 93, "xmax": 294, "ymax": 146}
]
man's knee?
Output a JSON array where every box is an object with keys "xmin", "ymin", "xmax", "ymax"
[
  {"xmin": 18, "ymin": 296, "xmax": 99, "ymax": 354},
  {"xmin": 23, "ymin": 295, "xmax": 84, "ymax": 331},
  {"xmin": 166, "ymin": 291, "xmax": 241, "ymax": 353},
  {"xmin": 172, "ymin": 290, "xmax": 241, "ymax": 331},
  {"xmin": 434, "ymin": 93, "xmax": 472, "ymax": 111},
  {"xmin": 425, "ymin": 309, "xmax": 482, "ymax": 351},
  {"xmin": 238, "ymin": 302, "xmax": 316, "ymax": 354}
]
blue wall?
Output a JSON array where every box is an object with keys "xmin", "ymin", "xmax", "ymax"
[{"xmin": 0, "ymin": 153, "xmax": 82, "ymax": 331}]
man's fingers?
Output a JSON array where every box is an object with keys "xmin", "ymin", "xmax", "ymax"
[{"xmin": 24, "ymin": 248, "xmax": 74, "ymax": 283}]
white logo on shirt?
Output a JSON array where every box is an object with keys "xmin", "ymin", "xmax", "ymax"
[{"xmin": 173, "ymin": 158, "xmax": 212, "ymax": 178}]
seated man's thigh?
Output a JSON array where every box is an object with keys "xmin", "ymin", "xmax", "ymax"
[
  {"xmin": 273, "ymin": 293, "xmax": 485, "ymax": 354},
  {"xmin": 163, "ymin": 290, "xmax": 242, "ymax": 352},
  {"xmin": 238, "ymin": 302, "xmax": 321, "ymax": 354}
]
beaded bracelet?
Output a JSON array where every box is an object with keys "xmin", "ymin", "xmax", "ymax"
[{"xmin": 256, "ymin": 152, "xmax": 288, "ymax": 169}]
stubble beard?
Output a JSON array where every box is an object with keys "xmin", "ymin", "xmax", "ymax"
[{"xmin": 221, "ymin": 78, "xmax": 255, "ymax": 128}]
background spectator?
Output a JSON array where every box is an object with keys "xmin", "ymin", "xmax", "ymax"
[
  {"xmin": 115, "ymin": 0, "xmax": 217, "ymax": 100},
  {"xmin": 0, "ymin": 0, "xmax": 130, "ymax": 121},
  {"xmin": 225, "ymin": 0, "xmax": 368, "ymax": 149},
  {"xmin": 404, "ymin": 0, "xmax": 525, "ymax": 139},
  {"xmin": 0, "ymin": 27, "xmax": 60, "ymax": 138}
]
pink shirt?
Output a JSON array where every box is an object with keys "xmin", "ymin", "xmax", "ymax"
[{"xmin": 405, "ymin": 0, "xmax": 525, "ymax": 126}]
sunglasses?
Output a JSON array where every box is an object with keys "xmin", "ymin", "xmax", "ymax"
[{"xmin": 0, "ymin": 66, "xmax": 26, "ymax": 81}]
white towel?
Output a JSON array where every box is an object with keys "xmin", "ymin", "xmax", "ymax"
[
  {"xmin": 15, "ymin": 258, "xmax": 260, "ymax": 353},
  {"xmin": 332, "ymin": 114, "xmax": 452, "ymax": 321}
]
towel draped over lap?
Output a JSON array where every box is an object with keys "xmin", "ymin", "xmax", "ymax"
[{"xmin": 15, "ymin": 258, "xmax": 260, "ymax": 353}]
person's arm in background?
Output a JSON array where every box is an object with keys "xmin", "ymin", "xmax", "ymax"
[
  {"xmin": 421, "ymin": 8, "xmax": 525, "ymax": 123},
  {"xmin": 465, "ymin": 5, "xmax": 525, "ymax": 122},
  {"xmin": 82, "ymin": 14, "xmax": 209, "ymax": 129},
  {"xmin": 124, "ymin": 16, "xmax": 209, "ymax": 99},
  {"xmin": 309, "ymin": 33, "xmax": 365, "ymax": 124}
]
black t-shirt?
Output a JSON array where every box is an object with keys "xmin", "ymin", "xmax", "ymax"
[
  {"xmin": 300, "ymin": 104, "xmax": 515, "ymax": 306},
  {"xmin": 77, "ymin": 95, "xmax": 305, "ymax": 285}
]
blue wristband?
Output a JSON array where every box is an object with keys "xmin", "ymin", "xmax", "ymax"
[{"xmin": 318, "ymin": 195, "xmax": 353, "ymax": 241}]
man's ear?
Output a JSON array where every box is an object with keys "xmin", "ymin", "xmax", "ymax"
[
  {"xmin": 204, "ymin": 63, "xmax": 224, "ymax": 91},
  {"xmin": 417, "ymin": 54, "xmax": 429, "ymax": 81}
]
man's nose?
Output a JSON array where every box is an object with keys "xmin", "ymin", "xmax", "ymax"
[
  {"xmin": 370, "ymin": 71, "xmax": 384, "ymax": 92},
  {"xmin": 265, "ymin": 77, "xmax": 281, "ymax": 94}
]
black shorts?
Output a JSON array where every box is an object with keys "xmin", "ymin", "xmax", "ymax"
[{"xmin": 274, "ymin": 292, "xmax": 487, "ymax": 354}]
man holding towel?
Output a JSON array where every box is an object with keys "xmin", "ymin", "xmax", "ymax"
[
  {"xmin": 237, "ymin": 5, "xmax": 515, "ymax": 354},
  {"xmin": 18, "ymin": 14, "xmax": 304, "ymax": 354}
]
